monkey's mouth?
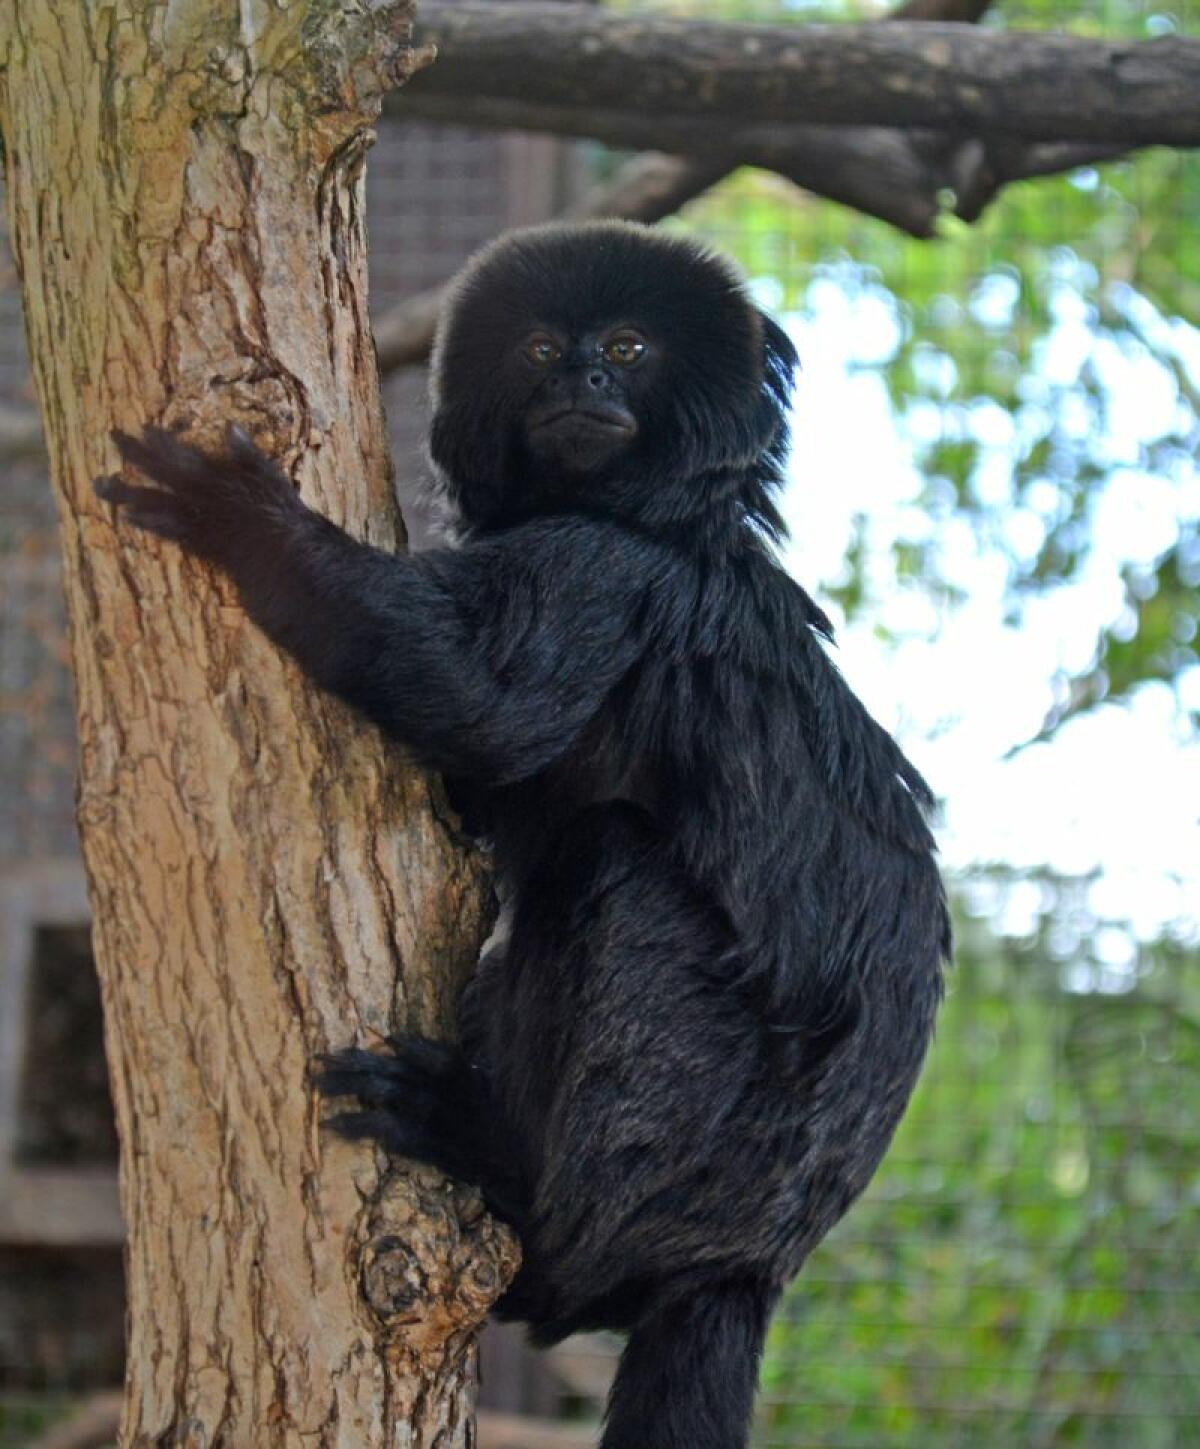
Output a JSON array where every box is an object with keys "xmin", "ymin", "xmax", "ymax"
[
  {"xmin": 526, "ymin": 406, "xmax": 638, "ymax": 474},
  {"xmin": 530, "ymin": 405, "xmax": 636, "ymax": 438}
]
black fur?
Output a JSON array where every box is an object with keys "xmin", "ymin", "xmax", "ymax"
[{"xmin": 97, "ymin": 221, "xmax": 948, "ymax": 1448}]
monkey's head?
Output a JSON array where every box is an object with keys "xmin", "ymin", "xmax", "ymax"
[{"xmin": 429, "ymin": 221, "xmax": 798, "ymax": 538}]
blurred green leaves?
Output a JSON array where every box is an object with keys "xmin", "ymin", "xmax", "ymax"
[
  {"xmin": 678, "ymin": 139, "xmax": 1200, "ymax": 742},
  {"xmin": 756, "ymin": 901, "xmax": 1200, "ymax": 1446}
]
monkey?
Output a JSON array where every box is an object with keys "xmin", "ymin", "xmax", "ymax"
[{"xmin": 95, "ymin": 220, "xmax": 949, "ymax": 1449}]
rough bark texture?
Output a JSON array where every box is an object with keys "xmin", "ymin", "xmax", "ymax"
[
  {"xmin": 0, "ymin": 3, "xmax": 516, "ymax": 1445},
  {"xmin": 409, "ymin": 2, "xmax": 1200, "ymax": 144}
]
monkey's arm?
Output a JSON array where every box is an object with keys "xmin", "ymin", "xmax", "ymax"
[{"xmin": 95, "ymin": 428, "xmax": 649, "ymax": 781}]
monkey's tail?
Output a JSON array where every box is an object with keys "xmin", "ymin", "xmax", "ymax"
[{"xmin": 600, "ymin": 1278, "xmax": 775, "ymax": 1449}]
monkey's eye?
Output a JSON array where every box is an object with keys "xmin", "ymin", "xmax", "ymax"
[
  {"xmin": 524, "ymin": 334, "xmax": 562, "ymax": 367},
  {"xmin": 602, "ymin": 331, "xmax": 647, "ymax": 367}
]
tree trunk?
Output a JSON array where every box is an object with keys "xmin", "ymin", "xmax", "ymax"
[{"xmin": 0, "ymin": 4, "xmax": 516, "ymax": 1445}]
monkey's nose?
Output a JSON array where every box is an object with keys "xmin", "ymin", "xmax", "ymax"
[{"xmin": 585, "ymin": 369, "xmax": 607, "ymax": 390}]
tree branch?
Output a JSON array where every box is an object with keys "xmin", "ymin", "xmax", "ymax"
[
  {"xmin": 951, "ymin": 138, "xmax": 1132, "ymax": 223},
  {"xmin": 391, "ymin": 93, "xmax": 1135, "ymax": 216},
  {"xmin": 566, "ymin": 153, "xmax": 732, "ymax": 229},
  {"xmin": 560, "ymin": 0, "xmax": 1002, "ymax": 237},
  {"xmin": 408, "ymin": 3, "xmax": 1200, "ymax": 145},
  {"xmin": 371, "ymin": 0, "xmax": 1151, "ymax": 374}
]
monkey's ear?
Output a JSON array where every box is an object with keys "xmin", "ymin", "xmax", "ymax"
[
  {"xmin": 760, "ymin": 313, "xmax": 800, "ymax": 398},
  {"xmin": 428, "ymin": 404, "xmax": 506, "ymax": 532}
]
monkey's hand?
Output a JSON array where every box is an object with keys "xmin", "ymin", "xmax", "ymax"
[{"xmin": 94, "ymin": 425, "xmax": 306, "ymax": 570}]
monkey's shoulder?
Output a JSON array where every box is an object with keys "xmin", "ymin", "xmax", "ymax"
[{"xmin": 688, "ymin": 555, "xmax": 939, "ymax": 854}]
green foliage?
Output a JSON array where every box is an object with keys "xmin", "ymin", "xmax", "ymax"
[
  {"xmin": 676, "ymin": 142, "xmax": 1200, "ymax": 737},
  {"xmin": 755, "ymin": 901, "xmax": 1200, "ymax": 1446}
]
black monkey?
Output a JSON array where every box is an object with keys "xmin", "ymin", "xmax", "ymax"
[{"xmin": 96, "ymin": 221, "xmax": 948, "ymax": 1448}]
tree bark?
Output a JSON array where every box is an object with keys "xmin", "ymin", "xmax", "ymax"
[
  {"xmin": 0, "ymin": 3, "xmax": 515, "ymax": 1445},
  {"xmin": 409, "ymin": 2, "xmax": 1200, "ymax": 144}
]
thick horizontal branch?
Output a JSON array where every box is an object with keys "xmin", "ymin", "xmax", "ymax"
[{"xmin": 409, "ymin": 3, "xmax": 1200, "ymax": 145}]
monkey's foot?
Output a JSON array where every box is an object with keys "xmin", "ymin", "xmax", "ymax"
[
  {"xmin": 315, "ymin": 1035, "xmax": 467, "ymax": 1154},
  {"xmin": 315, "ymin": 1037, "xmax": 529, "ymax": 1226}
]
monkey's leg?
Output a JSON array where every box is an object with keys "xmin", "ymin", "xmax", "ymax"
[
  {"xmin": 470, "ymin": 804, "xmax": 762, "ymax": 1317},
  {"xmin": 468, "ymin": 802, "xmax": 777, "ymax": 1444}
]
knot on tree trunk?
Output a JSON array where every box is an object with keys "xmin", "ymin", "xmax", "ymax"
[
  {"xmin": 361, "ymin": 1171, "xmax": 521, "ymax": 1353},
  {"xmin": 301, "ymin": 0, "xmax": 436, "ymax": 125}
]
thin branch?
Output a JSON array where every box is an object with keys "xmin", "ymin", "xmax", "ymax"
[
  {"xmin": 565, "ymin": 153, "xmax": 731, "ymax": 227},
  {"xmin": 374, "ymin": 286, "xmax": 445, "ymax": 375},
  {"xmin": 408, "ymin": 4, "xmax": 1200, "ymax": 145},
  {"xmin": 952, "ymin": 139, "xmax": 1133, "ymax": 222}
]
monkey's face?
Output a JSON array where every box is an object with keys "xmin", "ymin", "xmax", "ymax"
[
  {"xmin": 518, "ymin": 323, "xmax": 649, "ymax": 479},
  {"xmin": 429, "ymin": 221, "xmax": 797, "ymax": 533}
]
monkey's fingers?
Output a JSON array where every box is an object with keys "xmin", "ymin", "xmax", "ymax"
[
  {"xmin": 111, "ymin": 426, "xmax": 214, "ymax": 496},
  {"xmin": 314, "ymin": 1048, "xmax": 434, "ymax": 1107},
  {"xmin": 314, "ymin": 1039, "xmax": 460, "ymax": 1104},
  {"xmin": 94, "ymin": 475, "xmax": 168, "ymax": 509},
  {"xmin": 321, "ymin": 1109, "xmax": 437, "ymax": 1161},
  {"xmin": 311, "ymin": 1049, "xmax": 389, "ymax": 1103},
  {"xmin": 94, "ymin": 474, "xmax": 195, "ymax": 544}
]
